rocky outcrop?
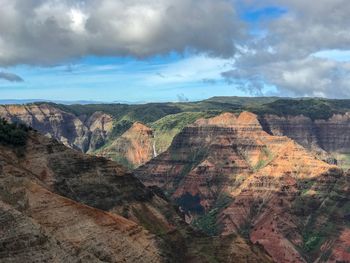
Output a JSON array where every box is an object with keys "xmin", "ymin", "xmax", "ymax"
[
  {"xmin": 0, "ymin": 142, "xmax": 165, "ymax": 262},
  {"xmin": 0, "ymin": 125, "xmax": 272, "ymax": 263},
  {"xmin": 136, "ymin": 112, "xmax": 350, "ymax": 262},
  {"xmin": 0, "ymin": 104, "xmax": 113, "ymax": 152},
  {"xmin": 261, "ymin": 113, "xmax": 350, "ymax": 153},
  {"xmin": 97, "ymin": 122, "xmax": 155, "ymax": 168}
]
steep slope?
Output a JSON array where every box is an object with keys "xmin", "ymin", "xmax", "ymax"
[
  {"xmin": 261, "ymin": 113, "xmax": 350, "ymax": 167},
  {"xmin": 0, "ymin": 104, "xmax": 113, "ymax": 152},
  {"xmin": 4, "ymin": 99, "xmax": 350, "ymax": 170},
  {"xmin": 136, "ymin": 112, "xmax": 350, "ymax": 262},
  {"xmin": 0, "ymin": 125, "xmax": 162, "ymax": 262},
  {"xmin": 97, "ymin": 122, "xmax": 155, "ymax": 168},
  {"xmin": 0, "ymin": 121, "xmax": 271, "ymax": 263}
]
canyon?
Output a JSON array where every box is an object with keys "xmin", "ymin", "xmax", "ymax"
[
  {"xmin": 0, "ymin": 103, "xmax": 114, "ymax": 153},
  {"xmin": 96, "ymin": 122, "xmax": 156, "ymax": 168},
  {"xmin": 2, "ymin": 100, "xmax": 350, "ymax": 169},
  {"xmin": 0, "ymin": 120, "xmax": 271, "ymax": 262},
  {"xmin": 2, "ymin": 98, "xmax": 350, "ymax": 262},
  {"xmin": 135, "ymin": 112, "xmax": 350, "ymax": 262}
]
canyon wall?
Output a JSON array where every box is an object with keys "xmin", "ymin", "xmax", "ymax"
[
  {"xmin": 136, "ymin": 112, "xmax": 350, "ymax": 262},
  {"xmin": 0, "ymin": 124, "xmax": 271, "ymax": 263},
  {"xmin": 0, "ymin": 104, "xmax": 113, "ymax": 152},
  {"xmin": 3, "ymin": 103, "xmax": 350, "ymax": 169},
  {"xmin": 97, "ymin": 122, "xmax": 155, "ymax": 168},
  {"xmin": 261, "ymin": 113, "xmax": 350, "ymax": 153}
]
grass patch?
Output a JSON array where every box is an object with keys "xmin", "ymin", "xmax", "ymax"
[
  {"xmin": 333, "ymin": 153, "xmax": 350, "ymax": 170},
  {"xmin": 150, "ymin": 111, "xmax": 217, "ymax": 153},
  {"xmin": 253, "ymin": 146, "xmax": 274, "ymax": 172}
]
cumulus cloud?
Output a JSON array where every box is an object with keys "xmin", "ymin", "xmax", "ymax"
[
  {"xmin": 0, "ymin": 0, "xmax": 243, "ymax": 66},
  {"xmin": 223, "ymin": 57, "xmax": 350, "ymax": 98},
  {"xmin": 222, "ymin": 0, "xmax": 350, "ymax": 97},
  {"xmin": 0, "ymin": 72, "xmax": 24, "ymax": 82}
]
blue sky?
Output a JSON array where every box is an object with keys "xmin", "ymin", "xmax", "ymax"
[
  {"xmin": 0, "ymin": 3, "xmax": 281, "ymax": 103},
  {"xmin": 0, "ymin": 54, "xmax": 245, "ymax": 102},
  {"xmin": 1, "ymin": 1, "xmax": 349, "ymax": 101}
]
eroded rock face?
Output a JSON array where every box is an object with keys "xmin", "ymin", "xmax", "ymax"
[
  {"xmin": 0, "ymin": 128, "xmax": 272, "ymax": 263},
  {"xmin": 0, "ymin": 104, "xmax": 113, "ymax": 152},
  {"xmin": 97, "ymin": 122, "xmax": 155, "ymax": 168},
  {"xmin": 136, "ymin": 112, "xmax": 350, "ymax": 263},
  {"xmin": 262, "ymin": 113, "xmax": 350, "ymax": 153}
]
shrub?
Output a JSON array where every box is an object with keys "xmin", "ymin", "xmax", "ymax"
[{"xmin": 0, "ymin": 119, "xmax": 29, "ymax": 146}]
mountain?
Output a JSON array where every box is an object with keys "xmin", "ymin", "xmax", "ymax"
[
  {"xmin": 0, "ymin": 119, "xmax": 271, "ymax": 262},
  {"xmin": 2, "ymin": 98, "xmax": 350, "ymax": 169},
  {"xmin": 135, "ymin": 112, "xmax": 350, "ymax": 262},
  {"xmin": 3, "ymin": 97, "xmax": 350, "ymax": 262},
  {"xmin": 96, "ymin": 122, "xmax": 156, "ymax": 169},
  {"xmin": 0, "ymin": 104, "xmax": 114, "ymax": 152},
  {"xmin": 0, "ymin": 99, "xmax": 105, "ymax": 105}
]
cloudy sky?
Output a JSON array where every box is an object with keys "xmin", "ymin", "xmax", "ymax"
[{"xmin": 0, "ymin": 0, "xmax": 349, "ymax": 102}]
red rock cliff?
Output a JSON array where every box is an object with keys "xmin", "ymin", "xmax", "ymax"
[{"xmin": 136, "ymin": 112, "xmax": 350, "ymax": 263}]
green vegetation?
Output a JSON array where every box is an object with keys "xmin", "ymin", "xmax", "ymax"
[
  {"xmin": 301, "ymin": 220, "xmax": 336, "ymax": 255},
  {"xmin": 193, "ymin": 208, "xmax": 220, "ymax": 236},
  {"xmin": 240, "ymin": 200, "xmax": 265, "ymax": 239},
  {"xmin": 110, "ymin": 119, "xmax": 133, "ymax": 139},
  {"xmin": 193, "ymin": 193, "xmax": 234, "ymax": 236},
  {"xmin": 253, "ymin": 146, "xmax": 274, "ymax": 172},
  {"xmin": 41, "ymin": 96, "xmax": 350, "ymax": 125},
  {"xmin": 151, "ymin": 111, "xmax": 216, "ymax": 152},
  {"xmin": 0, "ymin": 119, "xmax": 29, "ymax": 146},
  {"xmin": 289, "ymin": 175, "xmax": 350, "ymax": 260},
  {"xmin": 303, "ymin": 233, "xmax": 323, "ymax": 252},
  {"xmin": 205, "ymin": 96, "xmax": 280, "ymax": 108},
  {"xmin": 50, "ymin": 102, "xmax": 182, "ymax": 122},
  {"xmin": 112, "ymin": 155, "xmax": 134, "ymax": 170},
  {"xmin": 35, "ymin": 97, "xmax": 350, "ymax": 155},
  {"xmin": 249, "ymin": 98, "xmax": 340, "ymax": 120},
  {"xmin": 333, "ymin": 153, "xmax": 350, "ymax": 170}
]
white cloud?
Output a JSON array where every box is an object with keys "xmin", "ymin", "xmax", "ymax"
[
  {"xmin": 224, "ymin": 56, "xmax": 350, "ymax": 98},
  {"xmin": 0, "ymin": 0, "xmax": 243, "ymax": 66},
  {"xmin": 223, "ymin": 0, "xmax": 350, "ymax": 98},
  {"xmin": 147, "ymin": 55, "xmax": 233, "ymax": 85}
]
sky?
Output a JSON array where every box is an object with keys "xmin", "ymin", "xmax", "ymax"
[{"xmin": 0, "ymin": 0, "xmax": 349, "ymax": 102}]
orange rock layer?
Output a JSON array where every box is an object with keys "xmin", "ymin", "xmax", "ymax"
[{"xmin": 136, "ymin": 112, "xmax": 350, "ymax": 263}]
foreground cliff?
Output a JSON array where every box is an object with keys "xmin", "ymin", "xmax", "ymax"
[
  {"xmin": 0, "ymin": 120, "xmax": 271, "ymax": 263},
  {"xmin": 136, "ymin": 112, "xmax": 350, "ymax": 262}
]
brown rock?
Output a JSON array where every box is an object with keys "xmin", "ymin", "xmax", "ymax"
[{"xmin": 136, "ymin": 111, "xmax": 349, "ymax": 262}]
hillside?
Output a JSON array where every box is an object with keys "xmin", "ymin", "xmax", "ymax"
[
  {"xmin": 2, "ymin": 97, "xmax": 350, "ymax": 168},
  {"xmin": 0, "ymin": 120, "xmax": 271, "ymax": 263},
  {"xmin": 135, "ymin": 112, "xmax": 350, "ymax": 262}
]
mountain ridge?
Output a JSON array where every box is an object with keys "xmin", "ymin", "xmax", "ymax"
[
  {"xmin": 0, "ymin": 119, "xmax": 272, "ymax": 262},
  {"xmin": 135, "ymin": 111, "xmax": 350, "ymax": 262}
]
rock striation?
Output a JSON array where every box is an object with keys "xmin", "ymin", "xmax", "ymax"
[
  {"xmin": 4, "ymin": 103, "xmax": 350, "ymax": 169},
  {"xmin": 97, "ymin": 122, "xmax": 155, "ymax": 168},
  {"xmin": 0, "ymin": 125, "xmax": 271, "ymax": 263},
  {"xmin": 0, "ymin": 104, "xmax": 113, "ymax": 153},
  {"xmin": 136, "ymin": 112, "xmax": 350, "ymax": 262},
  {"xmin": 261, "ymin": 113, "xmax": 350, "ymax": 153}
]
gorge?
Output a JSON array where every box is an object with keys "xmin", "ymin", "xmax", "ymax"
[{"xmin": 2, "ymin": 97, "xmax": 350, "ymax": 262}]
